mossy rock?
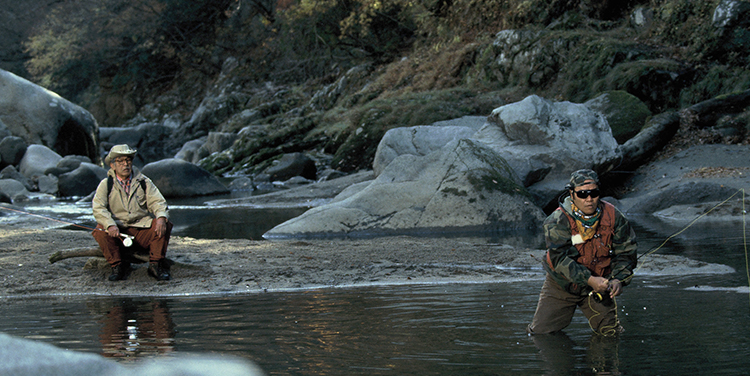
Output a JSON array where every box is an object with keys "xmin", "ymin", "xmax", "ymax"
[
  {"xmin": 329, "ymin": 88, "xmax": 506, "ymax": 172},
  {"xmin": 585, "ymin": 90, "xmax": 651, "ymax": 144}
]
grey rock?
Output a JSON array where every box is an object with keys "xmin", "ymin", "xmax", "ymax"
[
  {"xmin": 373, "ymin": 116, "xmax": 486, "ymax": 176},
  {"xmin": 37, "ymin": 174, "xmax": 59, "ymax": 195},
  {"xmin": 0, "ymin": 178, "xmax": 31, "ymax": 202},
  {"xmin": 630, "ymin": 7, "xmax": 654, "ymax": 29},
  {"xmin": 58, "ymin": 165, "xmax": 104, "ymax": 197},
  {"xmin": 619, "ymin": 144, "xmax": 750, "ymax": 215},
  {"xmin": 0, "ymin": 119, "xmax": 9, "ymax": 139},
  {"xmin": 228, "ymin": 176, "xmax": 254, "ymax": 191},
  {"xmin": 202, "ymin": 131, "xmax": 238, "ymax": 155},
  {"xmin": 0, "ymin": 135, "xmax": 27, "ymax": 167},
  {"xmin": 264, "ymin": 139, "xmax": 545, "ymax": 238},
  {"xmin": 309, "ymin": 64, "xmax": 373, "ymax": 111},
  {"xmin": 0, "ymin": 69, "xmax": 99, "ymax": 161},
  {"xmin": 713, "ymin": 0, "xmax": 750, "ymax": 29},
  {"xmin": 0, "ymin": 333, "xmax": 266, "ymax": 376},
  {"xmin": 265, "ymin": 153, "xmax": 317, "ymax": 182},
  {"xmin": 100, "ymin": 123, "xmax": 175, "ymax": 165},
  {"xmin": 209, "ymin": 170, "xmax": 375, "ymax": 208},
  {"xmin": 0, "ymin": 333, "xmax": 122, "ymax": 376},
  {"xmin": 141, "ymin": 158, "xmax": 229, "ymax": 198},
  {"xmin": 175, "ymin": 138, "xmax": 207, "ymax": 163},
  {"xmin": 45, "ymin": 155, "xmax": 92, "ymax": 176},
  {"xmin": 484, "ymin": 95, "xmax": 619, "ymax": 207},
  {"xmin": 0, "ymin": 165, "xmax": 34, "ymax": 191},
  {"xmin": 19, "ymin": 144, "xmax": 62, "ymax": 178}
]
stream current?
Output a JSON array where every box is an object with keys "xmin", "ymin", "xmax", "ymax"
[{"xmin": 1, "ymin": 198, "xmax": 749, "ymax": 375}]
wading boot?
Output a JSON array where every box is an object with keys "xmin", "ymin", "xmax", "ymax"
[
  {"xmin": 148, "ymin": 261, "xmax": 171, "ymax": 281},
  {"xmin": 108, "ymin": 263, "xmax": 128, "ymax": 281}
]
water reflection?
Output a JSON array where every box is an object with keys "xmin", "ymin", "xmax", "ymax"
[
  {"xmin": 1, "ymin": 275, "xmax": 749, "ymax": 375},
  {"xmin": 89, "ymin": 298, "xmax": 175, "ymax": 360}
]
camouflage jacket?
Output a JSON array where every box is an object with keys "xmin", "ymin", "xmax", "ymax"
[{"xmin": 543, "ymin": 196, "xmax": 637, "ymax": 295}]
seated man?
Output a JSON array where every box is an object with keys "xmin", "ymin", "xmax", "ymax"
[{"xmin": 92, "ymin": 144, "xmax": 173, "ymax": 281}]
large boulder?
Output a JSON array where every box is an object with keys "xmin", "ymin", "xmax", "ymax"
[
  {"xmin": 0, "ymin": 69, "xmax": 98, "ymax": 161},
  {"xmin": 0, "ymin": 135, "xmax": 27, "ymax": 168},
  {"xmin": 372, "ymin": 116, "xmax": 486, "ymax": 176},
  {"xmin": 141, "ymin": 158, "xmax": 229, "ymax": 198},
  {"xmin": 584, "ymin": 91, "xmax": 651, "ymax": 144},
  {"xmin": 481, "ymin": 95, "xmax": 620, "ymax": 206},
  {"xmin": 44, "ymin": 155, "xmax": 92, "ymax": 176},
  {"xmin": 264, "ymin": 138, "xmax": 546, "ymax": 238},
  {"xmin": 18, "ymin": 144, "xmax": 62, "ymax": 178},
  {"xmin": 265, "ymin": 94, "xmax": 627, "ymax": 237},
  {"xmin": 58, "ymin": 164, "xmax": 107, "ymax": 197},
  {"xmin": 0, "ymin": 332, "xmax": 265, "ymax": 376}
]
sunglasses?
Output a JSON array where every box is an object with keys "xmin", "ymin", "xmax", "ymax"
[{"xmin": 573, "ymin": 189, "xmax": 600, "ymax": 199}]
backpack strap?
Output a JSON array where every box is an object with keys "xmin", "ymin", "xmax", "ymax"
[{"xmin": 106, "ymin": 176, "xmax": 147, "ymax": 209}]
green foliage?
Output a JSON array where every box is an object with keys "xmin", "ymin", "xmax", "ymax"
[
  {"xmin": 647, "ymin": 0, "xmax": 730, "ymax": 63},
  {"xmin": 680, "ymin": 66, "xmax": 750, "ymax": 107},
  {"xmin": 25, "ymin": 0, "xmax": 232, "ymax": 101}
]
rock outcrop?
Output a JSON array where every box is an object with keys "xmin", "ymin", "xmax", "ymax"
[
  {"xmin": 264, "ymin": 93, "xmax": 649, "ymax": 238},
  {"xmin": 264, "ymin": 137, "xmax": 546, "ymax": 238},
  {"xmin": 0, "ymin": 69, "xmax": 98, "ymax": 161}
]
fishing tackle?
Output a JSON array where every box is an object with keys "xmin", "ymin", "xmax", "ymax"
[{"xmin": 0, "ymin": 204, "xmax": 134, "ymax": 247}]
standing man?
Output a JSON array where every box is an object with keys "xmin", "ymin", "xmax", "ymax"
[
  {"xmin": 528, "ymin": 169, "xmax": 637, "ymax": 336},
  {"xmin": 92, "ymin": 144, "xmax": 172, "ymax": 281}
]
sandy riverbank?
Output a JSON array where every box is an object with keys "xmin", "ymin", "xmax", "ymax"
[
  {"xmin": 2, "ymin": 143, "xmax": 747, "ymax": 298},
  {"xmin": 0, "ymin": 221, "xmax": 734, "ymax": 298}
]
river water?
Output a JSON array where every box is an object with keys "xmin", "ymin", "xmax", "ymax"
[{"xmin": 1, "ymin": 201, "xmax": 749, "ymax": 375}]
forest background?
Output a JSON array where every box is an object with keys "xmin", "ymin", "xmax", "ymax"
[{"xmin": 2, "ymin": 0, "xmax": 750, "ymax": 176}]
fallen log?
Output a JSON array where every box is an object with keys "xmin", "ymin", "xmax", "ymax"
[{"xmin": 49, "ymin": 247, "xmax": 150, "ymax": 264}]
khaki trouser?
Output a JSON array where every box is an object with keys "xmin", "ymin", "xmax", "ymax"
[
  {"xmin": 528, "ymin": 274, "xmax": 620, "ymax": 336},
  {"xmin": 92, "ymin": 220, "xmax": 172, "ymax": 266}
]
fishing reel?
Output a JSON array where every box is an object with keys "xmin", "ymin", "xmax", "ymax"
[
  {"xmin": 589, "ymin": 290, "xmax": 610, "ymax": 304},
  {"xmin": 121, "ymin": 234, "xmax": 134, "ymax": 247}
]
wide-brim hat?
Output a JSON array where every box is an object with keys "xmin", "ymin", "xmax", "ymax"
[{"xmin": 105, "ymin": 144, "xmax": 137, "ymax": 165}]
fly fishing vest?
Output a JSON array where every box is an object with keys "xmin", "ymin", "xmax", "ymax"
[{"xmin": 547, "ymin": 201, "xmax": 616, "ymax": 278}]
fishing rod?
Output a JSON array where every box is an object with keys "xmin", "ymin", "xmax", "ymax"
[{"xmin": 0, "ymin": 204, "xmax": 134, "ymax": 247}]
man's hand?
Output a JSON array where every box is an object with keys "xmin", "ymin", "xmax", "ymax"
[
  {"xmin": 154, "ymin": 217, "xmax": 167, "ymax": 238},
  {"xmin": 608, "ymin": 279, "xmax": 622, "ymax": 298},
  {"xmin": 107, "ymin": 225, "xmax": 120, "ymax": 238},
  {"xmin": 587, "ymin": 275, "xmax": 610, "ymax": 293}
]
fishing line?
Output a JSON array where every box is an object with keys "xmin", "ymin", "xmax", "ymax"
[
  {"xmin": 0, "ymin": 204, "xmax": 134, "ymax": 247},
  {"xmin": 585, "ymin": 188, "xmax": 750, "ymax": 334},
  {"xmin": 618, "ymin": 188, "xmax": 750, "ymax": 308}
]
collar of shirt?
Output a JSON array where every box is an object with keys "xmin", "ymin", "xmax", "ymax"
[{"xmin": 116, "ymin": 174, "xmax": 132, "ymax": 193}]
